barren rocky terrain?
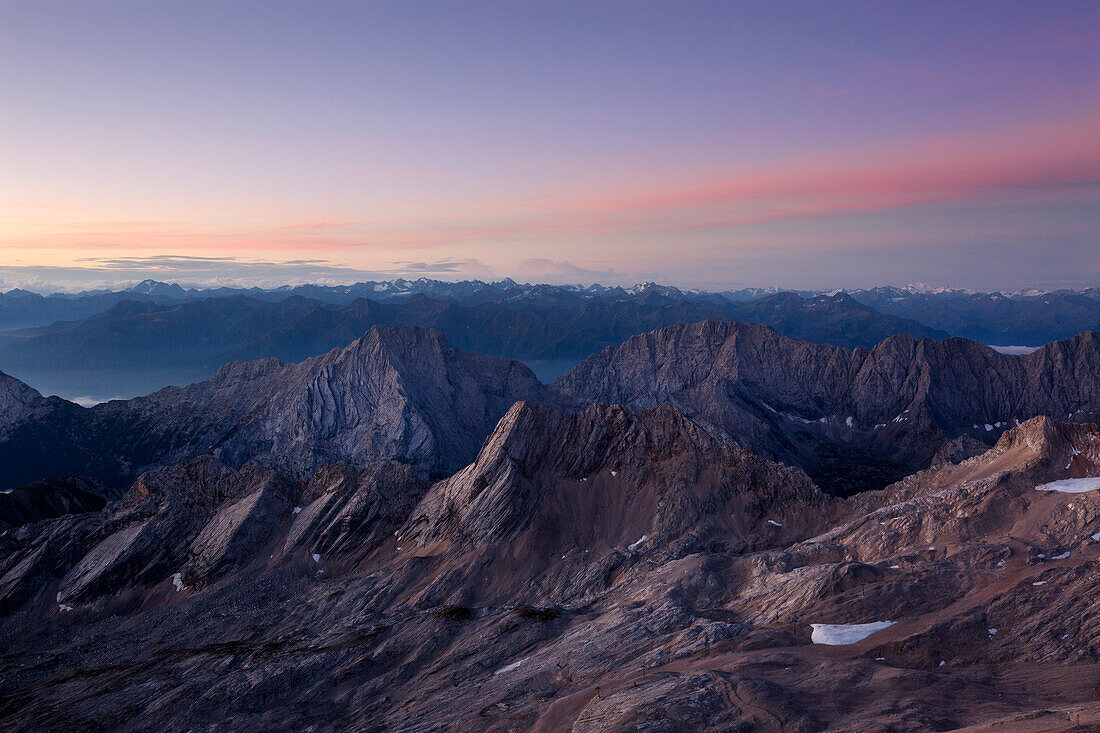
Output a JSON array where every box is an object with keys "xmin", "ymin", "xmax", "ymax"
[{"xmin": 2, "ymin": 323, "xmax": 1100, "ymax": 731}]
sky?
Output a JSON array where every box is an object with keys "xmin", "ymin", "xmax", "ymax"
[{"xmin": 1, "ymin": 0, "xmax": 1098, "ymax": 292}]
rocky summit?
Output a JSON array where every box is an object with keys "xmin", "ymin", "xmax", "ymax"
[{"xmin": 2, "ymin": 321, "xmax": 1100, "ymax": 731}]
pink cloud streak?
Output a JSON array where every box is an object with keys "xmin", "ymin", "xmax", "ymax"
[{"xmin": 5, "ymin": 113, "xmax": 1097, "ymax": 257}]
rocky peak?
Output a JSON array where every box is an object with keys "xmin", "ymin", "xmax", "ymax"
[
  {"xmin": 0, "ymin": 371, "xmax": 46, "ymax": 435},
  {"xmin": 0, "ymin": 326, "xmax": 549, "ymax": 490},
  {"xmin": 400, "ymin": 401, "xmax": 824, "ymax": 549},
  {"xmin": 987, "ymin": 415, "xmax": 1100, "ymax": 467}
]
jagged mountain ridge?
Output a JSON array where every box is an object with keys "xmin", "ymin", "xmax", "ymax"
[
  {"xmin": 556, "ymin": 321, "xmax": 1100, "ymax": 493},
  {"xmin": 0, "ymin": 325, "xmax": 547, "ymax": 490},
  {"xmin": 3, "ymin": 321, "xmax": 1100, "ymax": 496}
]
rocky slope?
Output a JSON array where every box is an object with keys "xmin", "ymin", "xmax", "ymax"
[
  {"xmin": 401, "ymin": 401, "xmax": 825, "ymax": 553},
  {"xmin": 4, "ymin": 407, "xmax": 1100, "ymax": 730},
  {"xmin": 0, "ymin": 325, "xmax": 548, "ymax": 489},
  {"xmin": 556, "ymin": 321, "xmax": 1100, "ymax": 493},
  {"xmin": 0, "ymin": 454, "xmax": 426, "ymax": 614}
]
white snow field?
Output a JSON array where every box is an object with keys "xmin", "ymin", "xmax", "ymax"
[
  {"xmin": 810, "ymin": 621, "xmax": 896, "ymax": 645},
  {"xmin": 1035, "ymin": 478, "xmax": 1100, "ymax": 494},
  {"xmin": 990, "ymin": 345, "xmax": 1040, "ymax": 356}
]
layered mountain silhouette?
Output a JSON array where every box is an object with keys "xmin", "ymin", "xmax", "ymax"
[
  {"xmin": 2, "ymin": 322, "xmax": 1099, "ymax": 498},
  {"xmin": 851, "ymin": 286, "xmax": 1100, "ymax": 345},
  {"xmin": 4, "ymin": 303, "xmax": 1100, "ymax": 730},
  {"xmin": 0, "ymin": 288, "xmax": 945, "ymax": 399},
  {"xmin": 8, "ymin": 278, "xmax": 1098, "ymax": 404}
]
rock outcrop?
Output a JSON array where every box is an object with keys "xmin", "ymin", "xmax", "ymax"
[
  {"xmin": 0, "ymin": 371, "xmax": 45, "ymax": 436},
  {"xmin": 284, "ymin": 460, "xmax": 427, "ymax": 561}
]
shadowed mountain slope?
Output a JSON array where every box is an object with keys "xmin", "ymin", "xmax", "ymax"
[{"xmin": 555, "ymin": 321, "xmax": 1100, "ymax": 493}]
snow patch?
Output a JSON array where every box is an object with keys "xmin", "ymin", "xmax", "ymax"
[
  {"xmin": 627, "ymin": 534, "xmax": 649, "ymax": 551},
  {"xmin": 1036, "ymin": 478, "xmax": 1100, "ymax": 494},
  {"xmin": 172, "ymin": 572, "xmax": 185, "ymax": 592},
  {"xmin": 990, "ymin": 345, "xmax": 1040, "ymax": 356},
  {"xmin": 610, "ymin": 470, "xmax": 618, "ymax": 477},
  {"xmin": 846, "ymin": 416, "xmax": 853, "ymax": 427},
  {"xmin": 988, "ymin": 628, "xmax": 997, "ymax": 637},
  {"xmin": 59, "ymin": 604, "xmax": 73, "ymax": 612},
  {"xmin": 767, "ymin": 519, "xmax": 783, "ymax": 527},
  {"xmin": 293, "ymin": 506, "xmax": 302, "ymax": 514},
  {"xmin": 311, "ymin": 553, "xmax": 321, "ymax": 563},
  {"xmin": 494, "ymin": 658, "xmax": 527, "ymax": 676},
  {"xmin": 810, "ymin": 621, "xmax": 895, "ymax": 645},
  {"xmin": 1053, "ymin": 551, "xmax": 1071, "ymax": 560},
  {"xmin": 1032, "ymin": 581, "xmax": 1047, "ymax": 586}
]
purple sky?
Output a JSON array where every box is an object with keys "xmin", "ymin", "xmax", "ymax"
[{"xmin": 1, "ymin": 0, "xmax": 1097, "ymax": 291}]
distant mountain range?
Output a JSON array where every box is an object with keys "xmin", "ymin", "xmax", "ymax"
[
  {"xmin": 847, "ymin": 286, "xmax": 1100, "ymax": 345},
  {"xmin": 3, "ymin": 277, "xmax": 1099, "ymax": 333},
  {"xmin": 1, "ymin": 278, "xmax": 1096, "ymax": 401}
]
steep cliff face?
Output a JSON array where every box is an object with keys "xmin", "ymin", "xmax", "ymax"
[
  {"xmin": 555, "ymin": 322, "xmax": 1100, "ymax": 492},
  {"xmin": 0, "ymin": 326, "xmax": 549, "ymax": 489},
  {"xmin": 0, "ymin": 370, "xmax": 46, "ymax": 437}
]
